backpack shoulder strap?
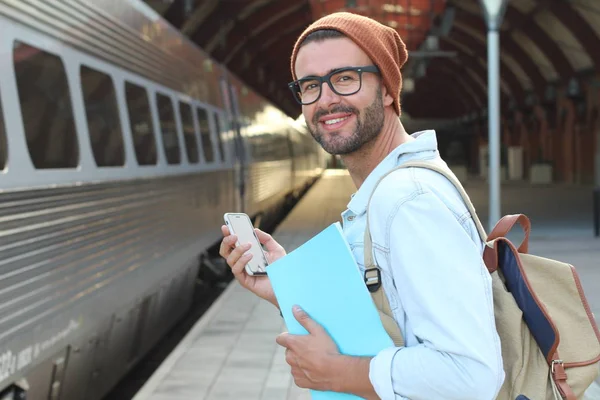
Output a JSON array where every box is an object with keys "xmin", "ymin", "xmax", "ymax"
[{"xmin": 364, "ymin": 159, "xmax": 488, "ymax": 347}]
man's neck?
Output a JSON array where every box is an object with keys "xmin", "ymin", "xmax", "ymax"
[{"xmin": 341, "ymin": 113, "xmax": 413, "ymax": 189}]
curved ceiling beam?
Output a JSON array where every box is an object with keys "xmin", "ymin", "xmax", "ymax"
[
  {"xmin": 453, "ymin": 10, "xmax": 547, "ymax": 97},
  {"xmin": 231, "ymin": 15, "xmax": 312, "ymax": 72},
  {"xmin": 189, "ymin": 4, "xmax": 230, "ymax": 49},
  {"xmin": 213, "ymin": 1, "xmax": 310, "ymax": 64},
  {"xmin": 430, "ymin": 38, "xmax": 510, "ymax": 96},
  {"xmin": 180, "ymin": 0, "xmax": 220, "ymax": 36},
  {"xmin": 504, "ymin": 5, "xmax": 575, "ymax": 81},
  {"xmin": 544, "ymin": 1, "xmax": 600, "ymax": 68},
  {"xmin": 188, "ymin": 0, "xmax": 265, "ymax": 50},
  {"xmin": 432, "ymin": 58, "xmax": 510, "ymax": 109},
  {"xmin": 438, "ymin": 40, "xmax": 521, "ymax": 104},
  {"xmin": 254, "ymin": 27, "xmax": 306, "ymax": 73},
  {"xmin": 446, "ymin": 30, "xmax": 524, "ymax": 102}
]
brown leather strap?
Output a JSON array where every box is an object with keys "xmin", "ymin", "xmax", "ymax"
[
  {"xmin": 551, "ymin": 353, "xmax": 577, "ymax": 400},
  {"xmin": 483, "ymin": 240, "xmax": 499, "ymax": 273},
  {"xmin": 487, "ymin": 214, "xmax": 531, "ymax": 253}
]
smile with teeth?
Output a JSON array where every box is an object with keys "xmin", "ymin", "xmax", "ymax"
[{"xmin": 324, "ymin": 116, "xmax": 350, "ymax": 125}]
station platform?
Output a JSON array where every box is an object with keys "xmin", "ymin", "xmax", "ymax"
[
  {"xmin": 132, "ymin": 170, "xmax": 353, "ymax": 400},
  {"xmin": 133, "ymin": 169, "xmax": 600, "ymax": 400}
]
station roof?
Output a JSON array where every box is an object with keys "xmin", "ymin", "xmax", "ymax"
[{"xmin": 144, "ymin": 0, "xmax": 600, "ymax": 121}]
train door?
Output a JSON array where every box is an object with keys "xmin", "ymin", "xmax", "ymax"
[{"xmin": 219, "ymin": 77, "xmax": 246, "ymax": 212}]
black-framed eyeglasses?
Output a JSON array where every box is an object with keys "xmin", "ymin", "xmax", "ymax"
[{"xmin": 288, "ymin": 65, "xmax": 380, "ymax": 105}]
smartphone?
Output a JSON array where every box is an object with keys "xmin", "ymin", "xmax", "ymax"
[{"xmin": 223, "ymin": 213, "xmax": 269, "ymax": 276}]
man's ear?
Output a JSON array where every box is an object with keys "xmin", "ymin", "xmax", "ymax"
[{"xmin": 380, "ymin": 82, "xmax": 394, "ymax": 107}]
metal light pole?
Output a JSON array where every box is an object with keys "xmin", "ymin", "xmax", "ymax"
[{"xmin": 478, "ymin": 0, "xmax": 508, "ymax": 231}]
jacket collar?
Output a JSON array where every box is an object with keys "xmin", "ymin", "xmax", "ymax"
[{"xmin": 346, "ymin": 130, "xmax": 439, "ymax": 216}]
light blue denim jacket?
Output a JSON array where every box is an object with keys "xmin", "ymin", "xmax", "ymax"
[{"xmin": 341, "ymin": 130, "xmax": 505, "ymax": 399}]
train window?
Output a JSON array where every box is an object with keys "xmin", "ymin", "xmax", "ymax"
[
  {"xmin": 0, "ymin": 94, "xmax": 6, "ymax": 170},
  {"xmin": 196, "ymin": 107, "xmax": 214, "ymax": 163},
  {"xmin": 124, "ymin": 82, "xmax": 157, "ymax": 165},
  {"xmin": 155, "ymin": 93, "xmax": 180, "ymax": 164},
  {"xmin": 13, "ymin": 41, "xmax": 79, "ymax": 168},
  {"xmin": 80, "ymin": 65, "xmax": 125, "ymax": 167},
  {"xmin": 213, "ymin": 113, "xmax": 225, "ymax": 162},
  {"xmin": 178, "ymin": 102, "xmax": 199, "ymax": 164}
]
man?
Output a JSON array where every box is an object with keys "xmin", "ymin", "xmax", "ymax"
[{"xmin": 219, "ymin": 12, "xmax": 504, "ymax": 400}]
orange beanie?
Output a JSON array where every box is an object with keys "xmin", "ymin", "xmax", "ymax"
[{"xmin": 290, "ymin": 12, "xmax": 408, "ymax": 115}]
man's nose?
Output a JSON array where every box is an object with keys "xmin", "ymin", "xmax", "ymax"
[{"xmin": 317, "ymin": 82, "xmax": 341, "ymax": 107}]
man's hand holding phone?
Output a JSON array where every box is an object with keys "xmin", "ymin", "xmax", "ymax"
[{"xmin": 219, "ymin": 224, "xmax": 287, "ymax": 308}]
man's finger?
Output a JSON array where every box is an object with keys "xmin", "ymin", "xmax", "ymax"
[
  {"xmin": 285, "ymin": 348, "xmax": 296, "ymax": 367},
  {"xmin": 221, "ymin": 225, "xmax": 230, "ymax": 236},
  {"xmin": 219, "ymin": 230, "xmax": 238, "ymax": 258},
  {"xmin": 231, "ymin": 250, "xmax": 252, "ymax": 275},
  {"xmin": 226, "ymin": 240, "xmax": 248, "ymax": 261},
  {"xmin": 276, "ymin": 332, "xmax": 294, "ymax": 349},
  {"xmin": 254, "ymin": 228, "xmax": 272, "ymax": 244},
  {"xmin": 254, "ymin": 229, "xmax": 283, "ymax": 252},
  {"xmin": 223, "ymin": 234, "xmax": 238, "ymax": 248},
  {"xmin": 218, "ymin": 226, "xmax": 229, "ymax": 258},
  {"xmin": 220, "ymin": 226, "xmax": 237, "ymax": 250},
  {"xmin": 227, "ymin": 243, "xmax": 251, "ymax": 271},
  {"xmin": 293, "ymin": 306, "xmax": 323, "ymax": 335}
]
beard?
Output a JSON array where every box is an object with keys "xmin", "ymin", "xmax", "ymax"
[{"xmin": 307, "ymin": 88, "xmax": 384, "ymax": 155}]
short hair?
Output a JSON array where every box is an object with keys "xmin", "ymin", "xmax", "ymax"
[{"xmin": 298, "ymin": 29, "xmax": 345, "ymax": 48}]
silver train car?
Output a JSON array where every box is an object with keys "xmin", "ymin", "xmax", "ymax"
[{"xmin": 0, "ymin": 0, "xmax": 327, "ymax": 399}]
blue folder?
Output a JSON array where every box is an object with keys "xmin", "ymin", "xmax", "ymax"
[{"xmin": 266, "ymin": 222, "xmax": 395, "ymax": 399}]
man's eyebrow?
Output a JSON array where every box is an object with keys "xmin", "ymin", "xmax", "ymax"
[{"xmin": 299, "ymin": 67, "xmax": 347, "ymax": 80}]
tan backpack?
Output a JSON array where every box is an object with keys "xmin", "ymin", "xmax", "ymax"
[{"xmin": 363, "ymin": 159, "xmax": 600, "ymax": 400}]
